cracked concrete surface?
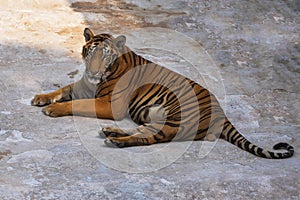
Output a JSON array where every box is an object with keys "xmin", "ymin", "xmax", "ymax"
[{"xmin": 0, "ymin": 0, "xmax": 299, "ymax": 199}]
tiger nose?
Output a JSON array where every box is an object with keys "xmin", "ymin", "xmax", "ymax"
[
  {"xmin": 90, "ymin": 71, "xmax": 102, "ymax": 76},
  {"xmin": 90, "ymin": 70, "xmax": 98, "ymax": 75}
]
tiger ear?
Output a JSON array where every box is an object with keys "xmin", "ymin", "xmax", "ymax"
[
  {"xmin": 84, "ymin": 28, "xmax": 94, "ymax": 42},
  {"xmin": 115, "ymin": 35, "xmax": 126, "ymax": 49}
]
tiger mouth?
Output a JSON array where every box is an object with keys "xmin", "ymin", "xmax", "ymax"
[
  {"xmin": 87, "ymin": 76, "xmax": 101, "ymax": 85},
  {"xmin": 85, "ymin": 71, "xmax": 108, "ymax": 85}
]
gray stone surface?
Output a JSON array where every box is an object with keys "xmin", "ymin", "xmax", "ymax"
[{"xmin": 0, "ymin": 0, "xmax": 299, "ymax": 199}]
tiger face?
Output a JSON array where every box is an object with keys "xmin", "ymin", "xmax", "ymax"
[{"xmin": 82, "ymin": 28, "xmax": 126, "ymax": 84}]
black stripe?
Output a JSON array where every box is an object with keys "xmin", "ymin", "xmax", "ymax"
[
  {"xmin": 255, "ymin": 147, "xmax": 265, "ymax": 157},
  {"xmin": 231, "ymin": 133, "xmax": 242, "ymax": 144},
  {"xmin": 196, "ymin": 127, "xmax": 209, "ymax": 135},
  {"xmin": 164, "ymin": 121, "xmax": 181, "ymax": 128},
  {"xmin": 226, "ymin": 126, "xmax": 236, "ymax": 141},
  {"xmin": 142, "ymin": 137, "xmax": 150, "ymax": 145},
  {"xmin": 127, "ymin": 51, "xmax": 133, "ymax": 66},
  {"xmin": 268, "ymin": 151, "xmax": 276, "ymax": 158},
  {"xmin": 132, "ymin": 53, "xmax": 138, "ymax": 67},
  {"xmin": 113, "ymin": 67, "xmax": 140, "ymax": 95},
  {"xmin": 129, "ymin": 84, "xmax": 158, "ymax": 115},
  {"xmin": 153, "ymin": 130, "xmax": 166, "ymax": 141},
  {"xmin": 121, "ymin": 53, "xmax": 129, "ymax": 65}
]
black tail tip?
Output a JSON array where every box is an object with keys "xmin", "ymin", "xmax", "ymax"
[
  {"xmin": 273, "ymin": 142, "xmax": 292, "ymax": 150},
  {"xmin": 273, "ymin": 142, "xmax": 294, "ymax": 157}
]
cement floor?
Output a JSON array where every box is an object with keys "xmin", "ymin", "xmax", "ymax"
[{"xmin": 0, "ymin": 0, "xmax": 299, "ymax": 199}]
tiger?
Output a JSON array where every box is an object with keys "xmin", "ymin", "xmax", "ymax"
[{"xmin": 31, "ymin": 28, "xmax": 294, "ymax": 159}]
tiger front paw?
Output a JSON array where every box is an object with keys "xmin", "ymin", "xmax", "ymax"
[
  {"xmin": 31, "ymin": 94, "xmax": 52, "ymax": 106},
  {"xmin": 42, "ymin": 103, "xmax": 71, "ymax": 117},
  {"xmin": 99, "ymin": 127, "xmax": 130, "ymax": 138}
]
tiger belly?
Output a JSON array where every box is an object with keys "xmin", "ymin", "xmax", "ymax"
[{"xmin": 129, "ymin": 103, "xmax": 166, "ymax": 125}]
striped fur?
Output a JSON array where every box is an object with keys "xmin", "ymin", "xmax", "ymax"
[{"xmin": 32, "ymin": 28, "xmax": 294, "ymax": 159}]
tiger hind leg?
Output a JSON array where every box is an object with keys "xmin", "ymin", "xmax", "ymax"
[{"xmin": 104, "ymin": 122, "xmax": 176, "ymax": 148}]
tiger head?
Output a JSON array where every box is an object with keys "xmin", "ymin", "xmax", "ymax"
[{"xmin": 82, "ymin": 28, "xmax": 126, "ymax": 84}]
